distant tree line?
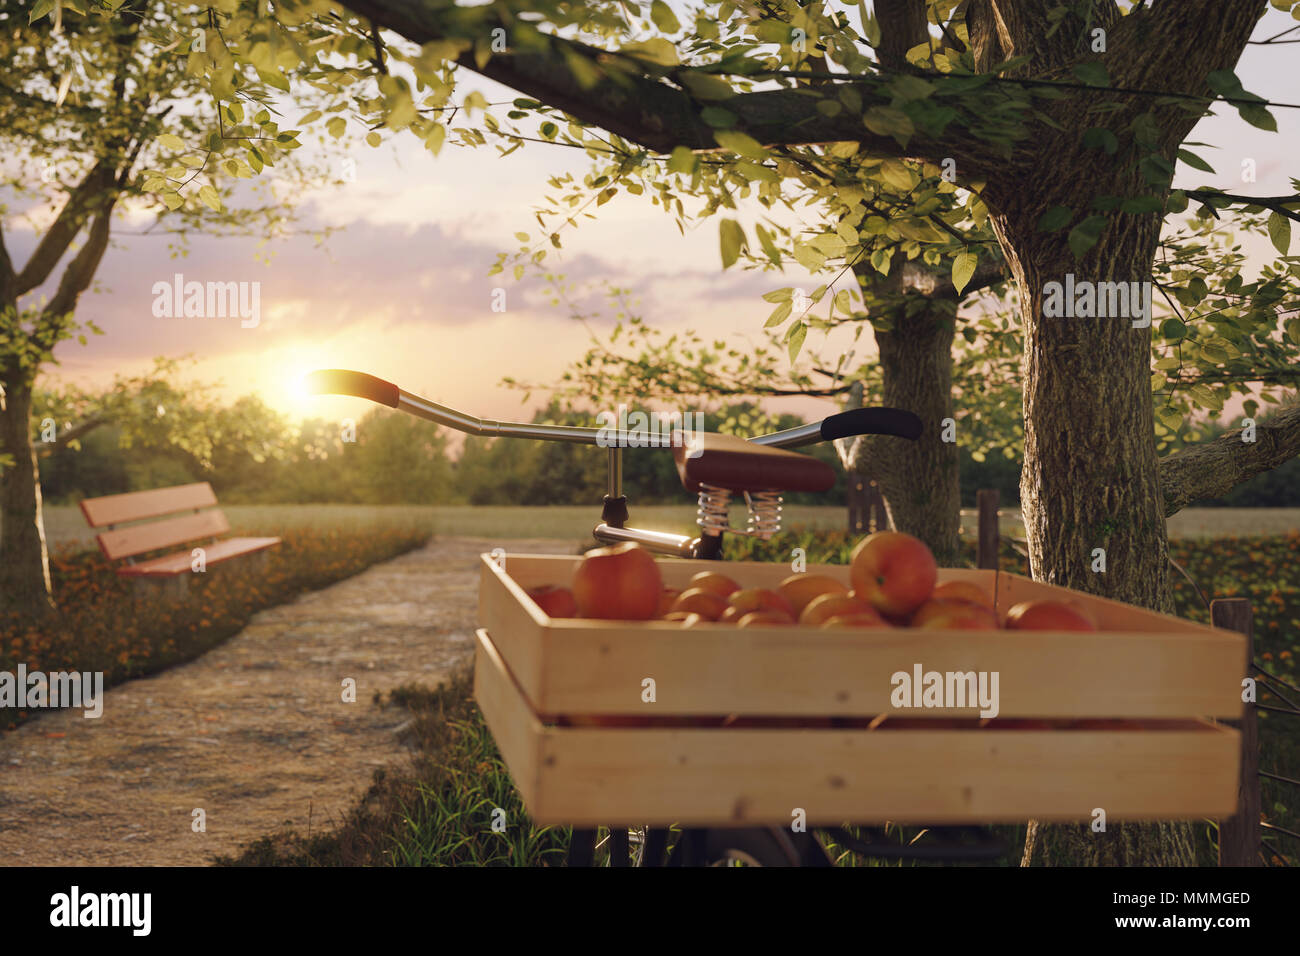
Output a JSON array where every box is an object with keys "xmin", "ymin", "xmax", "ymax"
[{"xmin": 36, "ymin": 389, "xmax": 1296, "ymax": 510}]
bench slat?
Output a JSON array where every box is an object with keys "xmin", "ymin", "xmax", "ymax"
[
  {"xmin": 97, "ymin": 510, "xmax": 230, "ymax": 561},
  {"xmin": 81, "ymin": 482, "xmax": 218, "ymax": 527},
  {"xmin": 116, "ymin": 537, "xmax": 281, "ymax": 577}
]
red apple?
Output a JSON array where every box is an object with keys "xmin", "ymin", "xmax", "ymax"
[
  {"xmin": 1004, "ymin": 600, "xmax": 1096, "ymax": 632},
  {"xmin": 931, "ymin": 580, "xmax": 996, "ymax": 610},
  {"xmin": 571, "ymin": 542, "xmax": 663, "ymax": 620},
  {"xmin": 726, "ymin": 587, "xmax": 795, "ymax": 621},
  {"xmin": 850, "ymin": 531, "xmax": 938, "ymax": 617},
  {"xmin": 910, "ymin": 598, "xmax": 1000, "ymax": 630},
  {"xmin": 821, "ymin": 610, "xmax": 891, "ymax": 629},
  {"xmin": 778, "ymin": 573, "xmax": 849, "ymax": 617},
  {"xmin": 656, "ymin": 588, "xmax": 681, "ymax": 618},
  {"xmin": 800, "ymin": 592, "xmax": 874, "ymax": 627},
  {"xmin": 688, "ymin": 571, "xmax": 741, "ymax": 598},
  {"xmin": 526, "ymin": 585, "xmax": 578, "ymax": 618},
  {"xmin": 736, "ymin": 610, "xmax": 795, "ymax": 628},
  {"xmin": 671, "ymin": 587, "xmax": 730, "ymax": 621}
]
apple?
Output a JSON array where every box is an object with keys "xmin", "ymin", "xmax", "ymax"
[
  {"xmin": 736, "ymin": 610, "xmax": 795, "ymax": 628},
  {"xmin": 688, "ymin": 571, "xmax": 741, "ymax": 598},
  {"xmin": 571, "ymin": 542, "xmax": 663, "ymax": 620},
  {"xmin": 931, "ymin": 580, "xmax": 995, "ymax": 610},
  {"xmin": 662, "ymin": 611, "xmax": 705, "ymax": 627},
  {"xmin": 725, "ymin": 587, "xmax": 795, "ymax": 621},
  {"xmin": 850, "ymin": 531, "xmax": 938, "ymax": 617},
  {"xmin": 910, "ymin": 598, "xmax": 1000, "ymax": 630},
  {"xmin": 800, "ymin": 592, "xmax": 874, "ymax": 627},
  {"xmin": 670, "ymin": 587, "xmax": 730, "ymax": 621},
  {"xmin": 656, "ymin": 588, "xmax": 682, "ymax": 618},
  {"xmin": 778, "ymin": 573, "xmax": 849, "ymax": 617},
  {"xmin": 1004, "ymin": 600, "xmax": 1097, "ymax": 631},
  {"xmin": 821, "ymin": 610, "xmax": 890, "ymax": 629},
  {"xmin": 526, "ymin": 585, "xmax": 578, "ymax": 618}
]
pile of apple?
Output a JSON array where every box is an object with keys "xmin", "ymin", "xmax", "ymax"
[{"xmin": 525, "ymin": 531, "xmax": 1097, "ymax": 632}]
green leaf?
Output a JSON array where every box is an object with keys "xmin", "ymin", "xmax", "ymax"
[
  {"xmin": 1120, "ymin": 195, "xmax": 1164, "ymax": 215},
  {"xmin": 1082, "ymin": 128, "xmax": 1118, "ymax": 154},
  {"xmin": 714, "ymin": 130, "xmax": 767, "ymax": 160},
  {"xmin": 366, "ymin": 131, "xmax": 382, "ymax": 147},
  {"xmin": 761, "ymin": 287, "xmax": 792, "ymax": 304},
  {"xmin": 1176, "ymin": 149, "xmax": 1215, "ymax": 173},
  {"xmin": 327, "ymin": 117, "xmax": 346, "ymax": 138},
  {"xmin": 1238, "ymin": 103, "xmax": 1277, "ymax": 131},
  {"xmin": 765, "ymin": 300, "xmax": 792, "ymax": 328},
  {"xmin": 668, "ymin": 145, "xmax": 696, "ymax": 174},
  {"xmin": 719, "ymin": 218, "xmax": 745, "ymax": 269},
  {"xmin": 1161, "ymin": 318, "xmax": 1187, "ymax": 340},
  {"xmin": 156, "ymin": 133, "xmax": 185, "ymax": 151},
  {"xmin": 28, "ymin": 0, "xmax": 54, "ymax": 23},
  {"xmin": 863, "ymin": 106, "xmax": 914, "ymax": 143},
  {"xmin": 1156, "ymin": 405, "xmax": 1182, "ymax": 430},
  {"xmin": 1072, "ymin": 62, "xmax": 1109, "ymax": 87},
  {"xmin": 197, "ymin": 185, "xmax": 221, "ymax": 212},
  {"xmin": 161, "ymin": 190, "xmax": 184, "ymax": 211},
  {"xmin": 877, "ymin": 159, "xmax": 913, "ymax": 193},
  {"xmin": 650, "ymin": 0, "xmax": 681, "ymax": 32},
  {"xmin": 1284, "ymin": 317, "xmax": 1300, "ymax": 346},
  {"xmin": 1037, "ymin": 206, "xmax": 1072, "ymax": 232},
  {"xmin": 755, "ymin": 224, "xmax": 782, "ymax": 266},
  {"xmin": 1206, "ymin": 70, "xmax": 1245, "ymax": 98},
  {"xmin": 1067, "ymin": 215, "xmax": 1107, "ymax": 259},
  {"xmin": 786, "ymin": 321, "xmax": 807, "ymax": 363},
  {"xmin": 951, "ymin": 252, "xmax": 978, "ymax": 294},
  {"xmin": 1267, "ymin": 211, "xmax": 1291, "ymax": 255},
  {"xmin": 678, "ymin": 71, "xmax": 735, "ymax": 101},
  {"xmin": 700, "ymin": 106, "xmax": 738, "ymax": 128}
]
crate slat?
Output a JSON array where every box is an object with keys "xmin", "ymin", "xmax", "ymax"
[
  {"xmin": 479, "ymin": 555, "xmax": 1246, "ymax": 719},
  {"xmin": 474, "ymin": 630, "xmax": 1240, "ymax": 827}
]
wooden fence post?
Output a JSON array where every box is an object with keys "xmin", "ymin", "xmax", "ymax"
[
  {"xmin": 847, "ymin": 475, "xmax": 867, "ymax": 535},
  {"xmin": 1212, "ymin": 597, "xmax": 1260, "ymax": 867},
  {"xmin": 976, "ymin": 489, "xmax": 1000, "ymax": 570},
  {"xmin": 866, "ymin": 482, "xmax": 887, "ymax": 533}
]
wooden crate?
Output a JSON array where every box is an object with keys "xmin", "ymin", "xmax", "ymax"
[{"xmin": 474, "ymin": 554, "xmax": 1245, "ymax": 826}]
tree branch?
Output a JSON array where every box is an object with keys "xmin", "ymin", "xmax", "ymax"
[
  {"xmin": 340, "ymin": 0, "xmax": 1003, "ymax": 175},
  {"xmin": 14, "ymin": 159, "xmax": 117, "ymax": 295},
  {"xmin": 1159, "ymin": 403, "xmax": 1300, "ymax": 516},
  {"xmin": 36, "ymin": 210, "xmax": 113, "ymax": 349}
]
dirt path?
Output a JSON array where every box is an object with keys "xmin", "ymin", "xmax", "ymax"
[{"xmin": 0, "ymin": 537, "xmax": 576, "ymax": 866}]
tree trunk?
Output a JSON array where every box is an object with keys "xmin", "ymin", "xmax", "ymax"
[
  {"xmin": 862, "ymin": 302, "xmax": 963, "ymax": 566},
  {"xmin": 989, "ymin": 175, "xmax": 1192, "ymax": 866},
  {"xmin": 0, "ymin": 371, "xmax": 56, "ymax": 617}
]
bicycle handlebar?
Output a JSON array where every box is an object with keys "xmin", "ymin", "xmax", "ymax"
[{"xmin": 304, "ymin": 369, "xmax": 921, "ymax": 449}]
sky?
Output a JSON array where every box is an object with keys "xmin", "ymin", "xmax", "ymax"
[{"xmin": 9, "ymin": 4, "xmax": 1300, "ymax": 438}]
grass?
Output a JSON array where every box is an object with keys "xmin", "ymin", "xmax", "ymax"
[
  {"xmin": 224, "ymin": 525, "xmax": 1299, "ymax": 868},
  {"xmin": 36, "ymin": 504, "xmax": 1300, "ymax": 552},
  {"xmin": 0, "ymin": 512, "xmax": 431, "ymax": 731}
]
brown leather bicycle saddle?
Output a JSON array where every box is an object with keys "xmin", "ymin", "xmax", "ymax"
[{"xmin": 671, "ymin": 431, "xmax": 836, "ymax": 493}]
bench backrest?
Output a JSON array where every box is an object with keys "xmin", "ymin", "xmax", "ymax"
[{"xmin": 80, "ymin": 482, "xmax": 229, "ymax": 561}]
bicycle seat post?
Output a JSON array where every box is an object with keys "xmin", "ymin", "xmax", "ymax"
[{"xmin": 600, "ymin": 447, "xmax": 629, "ymax": 529}]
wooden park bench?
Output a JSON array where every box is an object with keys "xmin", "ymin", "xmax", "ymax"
[{"xmin": 80, "ymin": 482, "xmax": 280, "ymax": 599}]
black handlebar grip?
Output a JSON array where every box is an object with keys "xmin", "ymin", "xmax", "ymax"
[
  {"xmin": 304, "ymin": 369, "xmax": 401, "ymax": 408},
  {"xmin": 820, "ymin": 407, "xmax": 923, "ymax": 442}
]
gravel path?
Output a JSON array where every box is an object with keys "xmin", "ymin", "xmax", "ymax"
[{"xmin": 0, "ymin": 537, "xmax": 576, "ymax": 866}]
